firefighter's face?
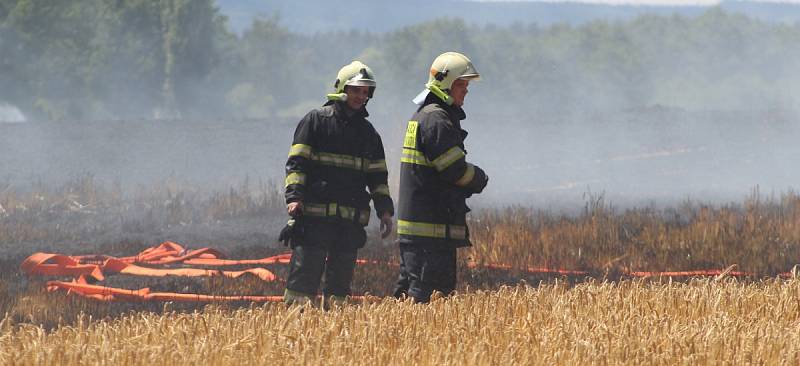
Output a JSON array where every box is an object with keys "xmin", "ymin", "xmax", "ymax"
[
  {"xmin": 450, "ymin": 79, "xmax": 469, "ymax": 107},
  {"xmin": 344, "ymin": 85, "xmax": 370, "ymax": 110}
]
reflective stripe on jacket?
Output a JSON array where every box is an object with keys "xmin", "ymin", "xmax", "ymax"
[
  {"xmin": 397, "ymin": 94, "xmax": 488, "ymax": 247},
  {"xmin": 285, "ymin": 101, "xmax": 394, "ymax": 225}
]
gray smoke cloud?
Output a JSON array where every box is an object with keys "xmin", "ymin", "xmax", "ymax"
[{"xmin": 2, "ymin": 6, "xmax": 800, "ymax": 214}]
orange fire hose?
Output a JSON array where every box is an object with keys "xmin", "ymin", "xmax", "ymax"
[{"xmin": 21, "ymin": 241, "xmax": 795, "ymax": 303}]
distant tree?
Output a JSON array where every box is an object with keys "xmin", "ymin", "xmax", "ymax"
[
  {"xmin": 3, "ymin": 4, "xmax": 800, "ymax": 120},
  {"xmin": 0, "ymin": 0, "xmax": 223, "ymax": 120},
  {"xmin": 158, "ymin": 0, "xmax": 219, "ymax": 118},
  {"xmin": 228, "ymin": 16, "xmax": 289, "ymax": 118},
  {"xmin": 1, "ymin": 0, "xmax": 101, "ymax": 119}
]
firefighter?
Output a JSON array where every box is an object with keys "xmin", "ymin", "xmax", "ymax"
[
  {"xmin": 393, "ymin": 52, "xmax": 489, "ymax": 303},
  {"xmin": 281, "ymin": 60, "xmax": 394, "ymax": 307}
]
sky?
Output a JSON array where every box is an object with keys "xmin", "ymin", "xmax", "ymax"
[{"xmin": 473, "ymin": 0, "xmax": 800, "ymax": 4}]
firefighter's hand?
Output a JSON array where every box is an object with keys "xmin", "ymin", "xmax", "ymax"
[
  {"xmin": 380, "ymin": 212, "xmax": 393, "ymax": 239},
  {"xmin": 287, "ymin": 202, "xmax": 303, "ymax": 217}
]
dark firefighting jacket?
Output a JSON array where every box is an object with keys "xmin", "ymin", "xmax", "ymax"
[
  {"xmin": 285, "ymin": 101, "xmax": 394, "ymax": 226},
  {"xmin": 397, "ymin": 94, "xmax": 488, "ymax": 248}
]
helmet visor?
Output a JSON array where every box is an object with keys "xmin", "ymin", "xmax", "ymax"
[
  {"xmin": 458, "ymin": 62, "xmax": 481, "ymax": 81},
  {"xmin": 345, "ymin": 78, "xmax": 376, "ymax": 87},
  {"xmin": 344, "ymin": 67, "xmax": 376, "ymax": 88}
]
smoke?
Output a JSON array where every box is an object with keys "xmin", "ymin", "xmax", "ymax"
[
  {"xmin": 2, "ymin": 6, "xmax": 800, "ymax": 213},
  {"xmin": 462, "ymin": 105, "xmax": 800, "ymax": 212},
  {"xmin": 0, "ymin": 103, "xmax": 26, "ymax": 123}
]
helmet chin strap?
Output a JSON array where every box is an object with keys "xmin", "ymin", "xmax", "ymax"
[
  {"xmin": 327, "ymin": 93, "xmax": 348, "ymax": 102},
  {"xmin": 426, "ymin": 83, "xmax": 453, "ymax": 105},
  {"xmin": 327, "ymin": 93, "xmax": 370, "ymax": 110}
]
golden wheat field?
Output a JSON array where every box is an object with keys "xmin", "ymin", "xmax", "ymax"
[
  {"xmin": 2, "ymin": 179, "xmax": 800, "ymax": 364},
  {"xmin": 1, "ymin": 279, "xmax": 799, "ymax": 365}
]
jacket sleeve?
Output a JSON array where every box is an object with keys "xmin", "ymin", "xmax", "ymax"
[
  {"xmin": 285, "ymin": 112, "xmax": 315, "ymax": 204},
  {"xmin": 365, "ymin": 132, "xmax": 394, "ymax": 218},
  {"xmin": 421, "ymin": 113, "xmax": 488, "ymax": 194}
]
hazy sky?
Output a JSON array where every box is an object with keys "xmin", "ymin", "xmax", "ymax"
[{"xmin": 474, "ymin": 0, "xmax": 800, "ymax": 4}]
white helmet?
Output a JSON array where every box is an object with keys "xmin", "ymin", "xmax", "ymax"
[
  {"xmin": 413, "ymin": 52, "xmax": 480, "ymax": 105},
  {"xmin": 327, "ymin": 61, "xmax": 376, "ymax": 101}
]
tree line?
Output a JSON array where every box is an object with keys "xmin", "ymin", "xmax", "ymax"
[{"xmin": 1, "ymin": 1, "xmax": 799, "ymax": 121}]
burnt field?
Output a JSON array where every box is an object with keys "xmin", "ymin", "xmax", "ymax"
[
  {"xmin": 0, "ymin": 108, "xmax": 799, "ymax": 327},
  {"xmin": 2, "ymin": 174, "xmax": 800, "ymax": 328},
  {"xmin": 1, "ymin": 150, "xmax": 800, "ymax": 364}
]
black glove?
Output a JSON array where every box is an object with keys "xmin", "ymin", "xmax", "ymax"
[{"xmin": 278, "ymin": 218, "xmax": 304, "ymax": 247}]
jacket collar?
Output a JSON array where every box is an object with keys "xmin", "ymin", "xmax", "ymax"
[{"xmin": 419, "ymin": 93, "xmax": 466, "ymax": 121}]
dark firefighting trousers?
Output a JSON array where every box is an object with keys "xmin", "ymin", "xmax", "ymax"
[
  {"xmin": 392, "ymin": 243, "xmax": 457, "ymax": 303},
  {"xmin": 285, "ymin": 219, "xmax": 367, "ymax": 297}
]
